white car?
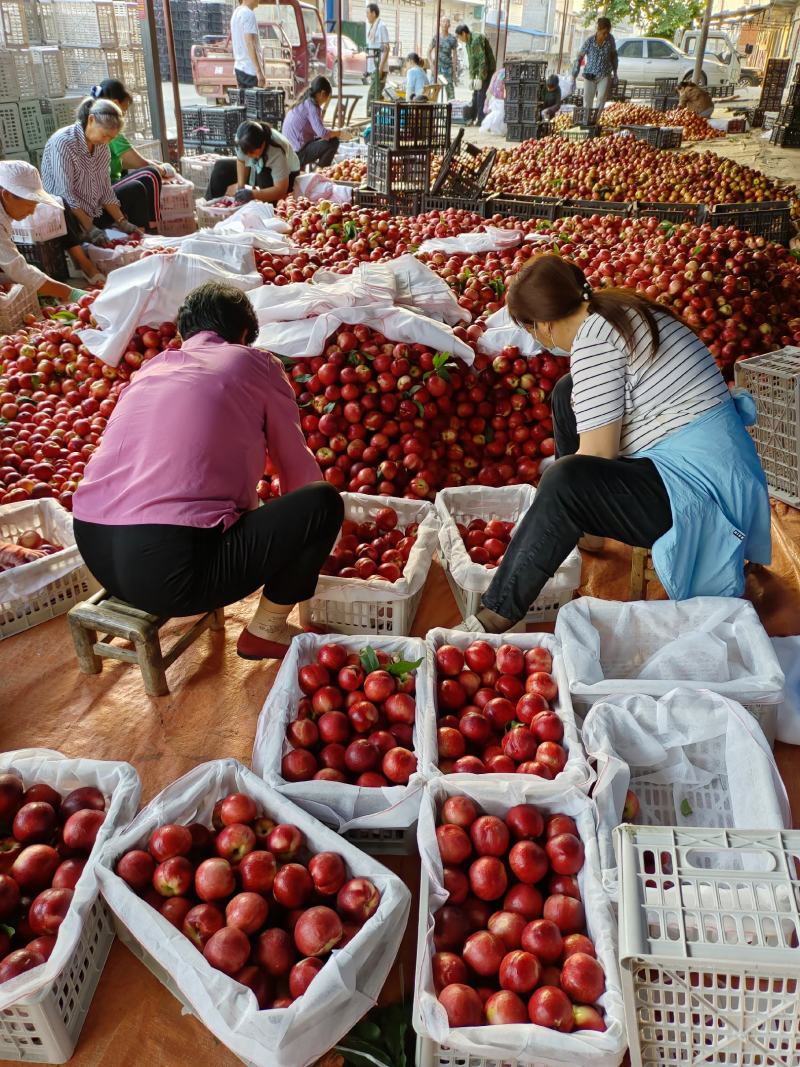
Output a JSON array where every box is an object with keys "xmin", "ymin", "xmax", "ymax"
[{"xmin": 614, "ymin": 37, "xmax": 728, "ymax": 89}]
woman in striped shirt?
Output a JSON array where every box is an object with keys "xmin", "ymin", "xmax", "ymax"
[
  {"xmin": 464, "ymin": 253, "xmax": 770, "ymax": 633},
  {"xmin": 41, "ymin": 98, "xmax": 143, "ymax": 285}
]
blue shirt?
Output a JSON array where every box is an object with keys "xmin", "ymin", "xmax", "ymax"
[
  {"xmin": 406, "ymin": 65, "xmax": 428, "ymax": 98},
  {"xmin": 576, "ymin": 33, "xmax": 618, "ymax": 79},
  {"xmin": 638, "ymin": 391, "xmax": 771, "ymax": 599}
]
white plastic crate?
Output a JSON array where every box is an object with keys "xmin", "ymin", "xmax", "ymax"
[
  {"xmin": 43, "ymin": 96, "xmax": 83, "ymax": 131},
  {"xmin": 0, "ymin": 748, "xmax": 140, "ymax": 1062},
  {"xmin": 0, "ymin": 49, "xmax": 19, "ymax": 102},
  {"xmin": 181, "ymin": 154, "xmax": 224, "ymax": 196},
  {"xmin": 56, "ymin": 0, "xmax": 117, "ymax": 48},
  {"xmin": 61, "ymin": 47, "xmax": 121, "ymax": 91},
  {"xmin": 436, "ymin": 485, "xmax": 581, "ymax": 625},
  {"xmin": 160, "ymin": 176, "xmax": 195, "ymax": 219},
  {"xmin": 252, "ymin": 632, "xmax": 428, "ymax": 851},
  {"xmin": 96, "ymin": 758, "xmax": 411, "ymax": 1067},
  {"xmin": 735, "ymin": 346, "xmax": 800, "ymax": 507},
  {"xmin": 298, "ymin": 492, "xmax": 439, "ymax": 636},
  {"xmin": 420, "ymin": 627, "xmax": 592, "ymax": 790},
  {"xmin": 582, "ymin": 689, "xmax": 790, "ymax": 897},
  {"xmin": 616, "ymin": 824, "xmax": 800, "ymax": 1067},
  {"xmin": 415, "ymin": 778, "xmax": 627, "ymax": 1067},
  {"xmin": 0, "ymin": 0, "xmax": 28, "ymax": 47},
  {"xmin": 0, "ymin": 282, "xmax": 38, "ymax": 333},
  {"xmin": 127, "ymin": 92, "xmax": 150, "ymax": 137},
  {"xmin": 0, "ymin": 101, "xmax": 24, "ymax": 154},
  {"xmin": 85, "ymin": 240, "xmax": 145, "ymax": 275},
  {"xmin": 158, "ymin": 215, "xmax": 197, "ymax": 237},
  {"xmin": 30, "ymin": 47, "xmax": 67, "ymax": 98},
  {"xmin": 18, "ymin": 99, "xmax": 50, "ymax": 151},
  {"xmin": 37, "ymin": 1, "xmax": 60, "ymax": 45},
  {"xmin": 195, "ymin": 196, "xmax": 242, "ymax": 228},
  {"xmin": 118, "ymin": 46, "xmax": 146, "ymax": 91},
  {"xmin": 0, "ymin": 499, "xmax": 100, "ymax": 639},
  {"xmin": 11, "ymin": 200, "xmax": 67, "ymax": 243},
  {"xmin": 113, "ymin": 1, "xmax": 139, "ymax": 47}
]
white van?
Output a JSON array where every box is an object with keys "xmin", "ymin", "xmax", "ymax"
[{"xmin": 615, "ymin": 36, "xmax": 728, "ymax": 88}]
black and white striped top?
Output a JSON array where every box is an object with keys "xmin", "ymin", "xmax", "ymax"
[
  {"xmin": 41, "ymin": 123, "xmax": 118, "ymax": 220},
  {"xmin": 571, "ymin": 309, "xmax": 729, "ymax": 456}
]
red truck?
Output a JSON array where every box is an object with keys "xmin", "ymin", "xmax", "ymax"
[{"xmin": 191, "ymin": 0, "xmax": 327, "ymax": 103}]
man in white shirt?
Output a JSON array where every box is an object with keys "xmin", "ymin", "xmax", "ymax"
[
  {"xmin": 366, "ymin": 3, "xmax": 390, "ymax": 113},
  {"xmin": 231, "ymin": 0, "xmax": 265, "ymax": 89}
]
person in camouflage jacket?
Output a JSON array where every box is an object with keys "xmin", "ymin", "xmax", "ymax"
[{"xmin": 456, "ymin": 24, "xmax": 496, "ymax": 125}]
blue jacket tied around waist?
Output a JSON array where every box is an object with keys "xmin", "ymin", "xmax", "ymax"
[{"xmin": 636, "ymin": 390, "xmax": 771, "ymax": 600}]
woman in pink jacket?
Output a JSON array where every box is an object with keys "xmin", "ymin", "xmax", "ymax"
[{"xmin": 72, "ymin": 282, "xmax": 343, "ymax": 660}]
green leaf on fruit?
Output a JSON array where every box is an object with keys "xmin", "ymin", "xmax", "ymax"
[
  {"xmin": 359, "ymin": 646, "xmax": 381, "ymax": 673},
  {"xmin": 294, "ymin": 373, "xmax": 311, "ymax": 384},
  {"xmin": 51, "ymin": 311, "xmax": 78, "ymax": 322},
  {"xmin": 414, "ymin": 400, "xmax": 424, "ymax": 417},
  {"xmin": 408, "ymin": 384, "xmax": 422, "ymax": 396},
  {"xmin": 485, "ymin": 425, "xmax": 494, "ymax": 443},
  {"xmin": 343, "ymin": 220, "xmax": 358, "ymax": 240},
  {"xmin": 0, "ymin": 924, "xmax": 13, "ymax": 937},
  {"xmin": 680, "ymin": 799, "xmax": 693, "ymax": 817},
  {"xmin": 324, "ymin": 402, "xmax": 336, "ymax": 413},
  {"xmin": 386, "ymin": 656, "xmax": 422, "ymax": 677}
]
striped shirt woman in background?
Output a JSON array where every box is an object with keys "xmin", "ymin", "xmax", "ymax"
[
  {"xmin": 41, "ymin": 98, "xmax": 143, "ymax": 286},
  {"xmin": 462, "ymin": 253, "xmax": 769, "ymax": 633}
]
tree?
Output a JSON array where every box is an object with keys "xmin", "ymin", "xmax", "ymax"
[{"xmin": 579, "ymin": 0, "xmax": 703, "ymax": 43}]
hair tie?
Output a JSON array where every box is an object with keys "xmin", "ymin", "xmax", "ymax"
[
  {"xmin": 582, "ymin": 282, "xmax": 592, "ymax": 302},
  {"xmin": 90, "ymin": 84, "xmax": 101, "ymax": 99}
]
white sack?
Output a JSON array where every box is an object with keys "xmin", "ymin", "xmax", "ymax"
[
  {"xmin": 420, "ymin": 628, "xmax": 591, "ymax": 790},
  {"xmin": 481, "ymin": 94, "xmax": 506, "ymax": 136},
  {"xmin": 772, "ymin": 636, "xmax": 800, "ymax": 744},
  {"xmin": 211, "ymin": 200, "xmax": 279, "ymax": 234},
  {"xmin": 96, "ymin": 759, "xmax": 410, "ymax": 1067},
  {"xmin": 0, "ymin": 499, "xmax": 85, "ymax": 603},
  {"xmin": 416, "ymin": 225, "xmax": 523, "ymax": 256},
  {"xmin": 0, "ymin": 748, "xmax": 140, "ymax": 1011},
  {"xmin": 435, "ymin": 484, "xmax": 581, "ymax": 597},
  {"xmin": 414, "ymin": 777, "xmax": 626, "ymax": 1066},
  {"xmin": 141, "ymin": 235, "xmax": 258, "ymax": 274},
  {"xmin": 256, "ymin": 303, "xmax": 475, "ymax": 363},
  {"xmin": 292, "ymin": 173, "xmax": 354, "ymax": 205},
  {"xmin": 555, "ymin": 596, "xmax": 785, "ymax": 707},
  {"xmin": 79, "ymin": 252, "xmax": 263, "ymax": 367},
  {"xmin": 477, "ymin": 306, "xmax": 541, "ymax": 356},
  {"xmin": 85, "ymin": 241, "xmax": 145, "ymax": 275},
  {"xmin": 309, "ymin": 494, "xmax": 439, "ymax": 606},
  {"xmin": 252, "ymin": 633, "xmax": 428, "ymax": 831},
  {"xmin": 559, "ymin": 74, "xmax": 576, "ymax": 99},
  {"xmin": 582, "ymin": 689, "xmax": 790, "ymax": 893}
]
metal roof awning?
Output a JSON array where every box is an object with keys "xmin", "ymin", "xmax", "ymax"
[{"xmin": 483, "ymin": 22, "xmax": 550, "ymax": 37}]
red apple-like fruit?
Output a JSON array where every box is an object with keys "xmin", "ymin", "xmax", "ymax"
[
  {"xmin": 294, "ymin": 906, "xmax": 343, "ymax": 956},
  {"xmin": 254, "ymin": 927, "xmax": 297, "ymax": 976},
  {"xmin": 160, "ymin": 896, "xmax": 193, "ymax": 929},
  {"xmin": 308, "ymin": 852, "xmax": 346, "ymax": 897},
  {"xmin": 468, "ymin": 856, "xmax": 508, "ymax": 901},
  {"xmin": 0, "ymin": 873, "xmax": 20, "ymax": 920},
  {"xmin": 267, "ymin": 824, "xmax": 304, "ymax": 862},
  {"xmin": 441, "ymin": 796, "xmax": 478, "ymax": 829},
  {"xmin": 0, "ymin": 948, "xmax": 45, "ymax": 983},
  {"xmin": 11, "ymin": 844, "xmax": 60, "ymax": 892},
  {"xmin": 506, "ymin": 804, "xmax": 544, "ymax": 841},
  {"xmin": 219, "ymin": 793, "xmax": 258, "ymax": 827},
  {"xmin": 148, "ymin": 823, "xmax": 193, "ymax": 863},
  {"xmin": 289, "ymin": 956, "xmax": 324, "ymax": 998},
  {"xmin": 0, "ymin": 773, "xmax": 24, "ymax": 822},
  {"xmin": 203, "ymin": 925, "xmax": 251, "ymax": 976},
  {"xmin": 528, "ymin": 985, "xmax": 574, "ymax": 1031},
  {"xmin": 238, "ymin": 850, "xmax": 277, "ymax": 894},
  {"xmin": 503, "ymin": 883, "xmax": 543, "ymax": 920},
  {"xmin": 546, "ymin": 815, "xmax": 578, "ymax": 839},
  {"xmin": 623, "ymin": 789, "xmax": 640, "ymax": 821},
  {"xmin": 195, "ymin": 857, "xmax": 235, "ymax": 902},
  {"xmin": 12, "ymin": 802, "xmax": 56, "ymax": 844},
  {"xmin": 572, "ymin": 1005, "xmax": 607, "ymax": 1031},
  {"xmin": 562, "ymin": 933, "xmax": 596, "ymax": 960},
  {"xmin": 0, "ymin": 837, "xmax": 23, "ymax": 874},
  {"xmin": 438, "ymin": 983, "xmax": 484, "ymax": 1027},
  {"xmin": 546, "ymin": 833, "xmax": 585, "ymax": 876},
  {"xmin": 495, "ymin": 644, "xmax": 524, "ymax": 675},
  {"xmin": 29, "ymin": 887, "xmax": 73, "ymax": 936},
  {"xmin": 436, "ymin": 645, "xmax": 465, "ymax": 677},
  {"xmin": 337, "ymin": 878, "xmax": 380, "ymax": 923},
  {"xmin": 485, "ymin": 989, "xmax": 528, "ymax": 1024},
  {"xmin": 215, "ymin": 823, "xmax": 256, "ymax": 864},
  {"xmin": 153, "ymin": 856, "xmax": 194, "ymax": 897},
  {"xmin": 52, "ymin": 858, "xmax": 86, "ymax": 890},
  {"xmin": 23, "ymin": 784, "xmax": 61, "ymax": 811},
  {"xmin": 499, "ymin": 949, "xmax": 542, "ymax": 993},
  {"xmin": 62, "ymin": 809, "xmax": 105, "ymax": 853},
  {"xmin": 561, "ymin": 952, "xmax": 605, "ymax": 1003},
  {"xmin": 509, "ymin": 840, "xmax": 549, "ymax": 885},
  {"xmin": 521, "ymin": 918, "xmax": 563, "ymax": 964},
  {"xmin": 463, "ymin": 930, "xmax": 505, "ymax": 977},
  {"xmin": 234, "ymin": 965, "xmax": 272, "ymax": 1009},
  {"xmin": 25, "ymin": 935, "xmax": 56, "ymax": 961},
  {"xmin": 436, "ymin": 824, "xmax": 472, "ymax": 866},
  {"xmin": 59, "ymin": 787, "xmax": 105, "ymax": 821},
  {"xmin": 273, "ymin": 863, "xmax": 313, "ymax": 909},
  {"xmin": 433, "ymin": 905, "xmax": 470, "ymax": 952},
  {"xmin": 226, "ymin": 892, "xmax": 269, "ymax": 935},
  {"xmin": 383, "ymin": 747, "xmax": 416, "ymax": 785},
  {"xmin": 464, "ymin": 641, "xmax": 495, "ymax": 673},
  {"xmin": 116, "ymin": 849, "xmax": 156, "ymax": 891},
  {"xmin": 488, "ymin": 910, "xmax": 527, "ymax": 950},
  {"xmin": 525, "ymin": 647, "xmax": 553, "ymax": 674},
  {"xmin": 470, "ymin": 815, "xmax": 509, "ymax": 857},
  {"xmin": 183, "ymin": 902, "xmax": 225, "ymax": 948},
  {"xmin": 432, "ymin": 951, "xmax": 468, "ymax": 992},
  {"xmin": 543, "ymin": 894, "xmax": 585, "ymax": 935}
]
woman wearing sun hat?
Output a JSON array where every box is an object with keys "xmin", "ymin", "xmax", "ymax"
[{"xmin": 0, "ymin": 160, "xmax": 88, "ymax": 302}]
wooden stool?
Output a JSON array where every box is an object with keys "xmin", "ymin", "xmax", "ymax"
[
  {"xmin": 68, "ymin": 590, "xmax": 224, "ymax": 697},
  {"xmin": 629, "ymin": 547, "xmax": 658, "ymax": 601}
]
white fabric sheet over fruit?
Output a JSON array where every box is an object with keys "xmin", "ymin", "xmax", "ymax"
[
  {"xmin": 420, "ymin": 628, "xmax": 591, "ymax": 790},
  {"xmin": 96, "ymin": 759, "xmax": 410, "ymax": 1067},
  {"xmin": 415, "ymin": 226, "xmax": 524, "ymax": 257},
  {"xmin": 556, "ymin": 596, "xmax": 785, "ymax": 706},
  {"xmin": 476, "ymin": 305, "xmax": 542, "ymax": 357},
  {"xmin": 79, "ymin": 252, "xmax": 263, "ymax": 368},
  {"xmin": 253, "ymin": 634, "xmax": 428, "ymax": 832},
  {"xmin": 0, "ymin": 748, "xmax": 140, "ymax": 1010},
  {"xmin": 414, "ymin": 778, "xmax": 626, "ymax": 1066}
]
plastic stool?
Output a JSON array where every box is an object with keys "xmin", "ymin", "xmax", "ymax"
[
  {"xmin": 629, "ymin": 547, "xmax": 658, "ymax": 601},
  {"xmin": 68, "ymin": 589, "xmax": 224, "ymax": 696}
]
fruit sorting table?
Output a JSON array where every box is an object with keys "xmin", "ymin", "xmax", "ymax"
[{"xmin": 0, "ymin": 504, "xmax": 799, "ymax": 1066}]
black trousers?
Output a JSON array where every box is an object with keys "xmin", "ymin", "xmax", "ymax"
[
  {"xmin": 471, "ymin": 77, "xmax": 490, "ymax": 124},
  {"xmin": 236, "ymin": 70, "xmax": 258, "ymax": 89},
  {"xmin": 483, "ymin": 374, "xmax": 674, "ymax": 622},
  {"xmin": 205, "ymin": 159, "xmax": 300, "ymax": 200},
  {"xmin": 113, "ymin": 166, "xmax": 163, "ymax": 228},
  {"xmin": 297, "ymin": 137, "xmax": 339, "ymax": 169},
  {"xmin": 73, "ymin": 483, "xmax": 344, "ymax": 617}
]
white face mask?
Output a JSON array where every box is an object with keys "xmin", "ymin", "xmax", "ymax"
[{"xmin": 543, "ymin": 323, "xmax": 571, "ymax": 358}]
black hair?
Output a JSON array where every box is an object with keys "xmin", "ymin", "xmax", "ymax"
[
  {"xmin": 291, "ymin": 75, "xmax": 332, "ymax": 110},
  {"xmin": 407, "ymin": 52, "xmax": 423, "ymax": 65},
  {"xmin": 236, "ymin": 119, "xmax": 272, "ymax": 154},
  {"xmin": 366, "ymin": 3, "xmax": 380, "ymax": 15},
  {"xmin": 546, "ymin": 74, "xmax": 559, "ymax": 87},
  {"xmin": 177, "ymin": 283, "xmax": 259, "ymax": 345},
  {"xmin": 91, "ymin": 79, "xmax": 133, "ymax": 107},
  {"xmin": 76, "ymin": 97, "xmax": 124, "ymax": 132},
  {"xmin": 455, "ymin": 23, "xmax": 470, "ymax": 36},
  {"xmin": 597, "ymin": 17, "xmax": 611, "ymax": 30}
]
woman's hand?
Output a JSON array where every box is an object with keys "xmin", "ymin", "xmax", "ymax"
[{"xmin": 86, "ymin": 225, "xmax": 110, "ymax": 247}]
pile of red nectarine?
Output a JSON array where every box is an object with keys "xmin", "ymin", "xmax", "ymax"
[{"xmin": 114, "ymin": 792, "xmax": 381, "ymax": 1009}]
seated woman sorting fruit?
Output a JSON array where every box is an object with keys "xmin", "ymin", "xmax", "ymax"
[
  {"xmin": 205, "ymin": 120, "xmax": 301, "ymax": 206},
  {"xmin": 71, "ymin": 282, "xmax": 343, "ymax": 661},
  {"xmin": 463, "ymin": 254, "xmax": 771, "ymax": 634}
]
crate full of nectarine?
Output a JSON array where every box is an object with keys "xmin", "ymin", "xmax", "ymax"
[
  {"xmin": 96, "ymin": 758, "xmax": 411, "ymax": 1067},
  {"xmin": 252, "ymin": 634, "xmax": 428, "ymax": 853}
]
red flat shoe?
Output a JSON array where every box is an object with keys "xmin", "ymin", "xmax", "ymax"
[{"xmin": 236, "ymin": 628, "xmax": 291, "ymax": 661}]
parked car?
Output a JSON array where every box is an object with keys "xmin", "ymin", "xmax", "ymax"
[
  {"xmin": 676, "ymin": 29, "xmax": 761, "ymax": 87},
  {"xmin": 326, "ymin": 34, "xmax": 368, "ymax": 84},
  {"xmin": 614, "ymin": 37, "xmax": 728, "ymax": 89}
]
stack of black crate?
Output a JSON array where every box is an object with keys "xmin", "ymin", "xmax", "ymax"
[
  {"xmin": 759, "ymin": 58, "xmax": 791, "ymax": 114},
  {"xmin": 156, "ymin": 0, "xmax": 233, "ymax": 83},
  {"xmin": 653, "ymin": 78, "xmax": 679, "ymax": 112},
  {"xmin": 365, "ymin": 102, "xmax": 451, "ymax": 208},
  {"xmin": 504, "ymin": 59, "xmax": 550, "ymax": 143},
  {"xmin": 771, "ymin": 64, "xmax": 800, "ymax": 147}
]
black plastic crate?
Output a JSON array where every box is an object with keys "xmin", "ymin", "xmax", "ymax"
[
  {"xmin": 654, "ymin": 77, "xmax": 678, "ymax": 93},
  {"xmin": 504, "ymin": 59, "xmax": 547, "ymax": 83},
  {"xmin": 353, "ymin": 187, "xmax": 420, "ymax": 216},
  {"xmin": 506, "ymin": 121, "xmax": 550, "ymax": 143},
  {"xmin": 709, "ymin": 201, "xmax": 791, "ymax": 246},
  {"xmin": 430, "ymin": 129, "xmax": 496, "ymax": 198},
  {"xmin": 563, "ymin": 91, "xmax": 584, "ymax": 106},
  {"xmin": 419, "ymin": 193, "xmax": 488, "ymax": 217},
  {"xmin": 653, "ymin": 93, "xmax": 678, "ymax": 113},
  {"xmin": 505, "ymin": 80, "xmax": 545, "ymax": 105},
  {"xmin": 370, "ymin": 102, "xmax": 451, "ymax": 153},
  {"xmin": 770, "ymin": 125, "xmax": 800, "ymax": 147},
  {"xmin": 505, "ymin": 101, "xmax": 543, "ymax": 125},
  {"xmin": 180, "ymin": 104, "xmax": 204, "ymax": 142},
  {"xmin": 627, "ymin": 85, "xmax": 655, "ymax": 103},
  {"xmin": 784, "ymin": 82, "xmax": 800, "ymax": 107},
  {"xmin": 556, "ymin": 198, "xmax": 631, "ymax": 219},
  {"xmin": 573, "ymin": 106, "xmax": 601, "ymax": 126},
  {"xmin": 609, "ymin": 79, "xmax": 627, "ymax": 101},
  {"xmin": 200, "ymin": 105, "xmax": 246, "ymax": 145},
  {"xmin": 778, "ymin": 104, "xmax": 800, "ymax": 126},
  {"xmin": 634, "ymin": 201, "xmax": 704, "ymax": 225},
  {"xmin": 366, "ymin": 146, "xmax": 431, "ymax": 194},
  {"xmin": 748, "ymin": 108, "xmax": 765, "ymax": 128},
  {"xmin": 226, "ymin": 88, "xmax": 244, "ymax": 106},
  {"xmin": 485, "ymin": 193, "xmax": 560, "ymax": 221},
  {"xmin": 14, "ymin": 238, "xmax": 68, "ymax": 281},
  {"xmin": 622, "ymin": 124, "xmax": 682, "ymax": 149},
  {"xmin": 244, "ymin": 88, "xmax": 285, "ymax": 125}
]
